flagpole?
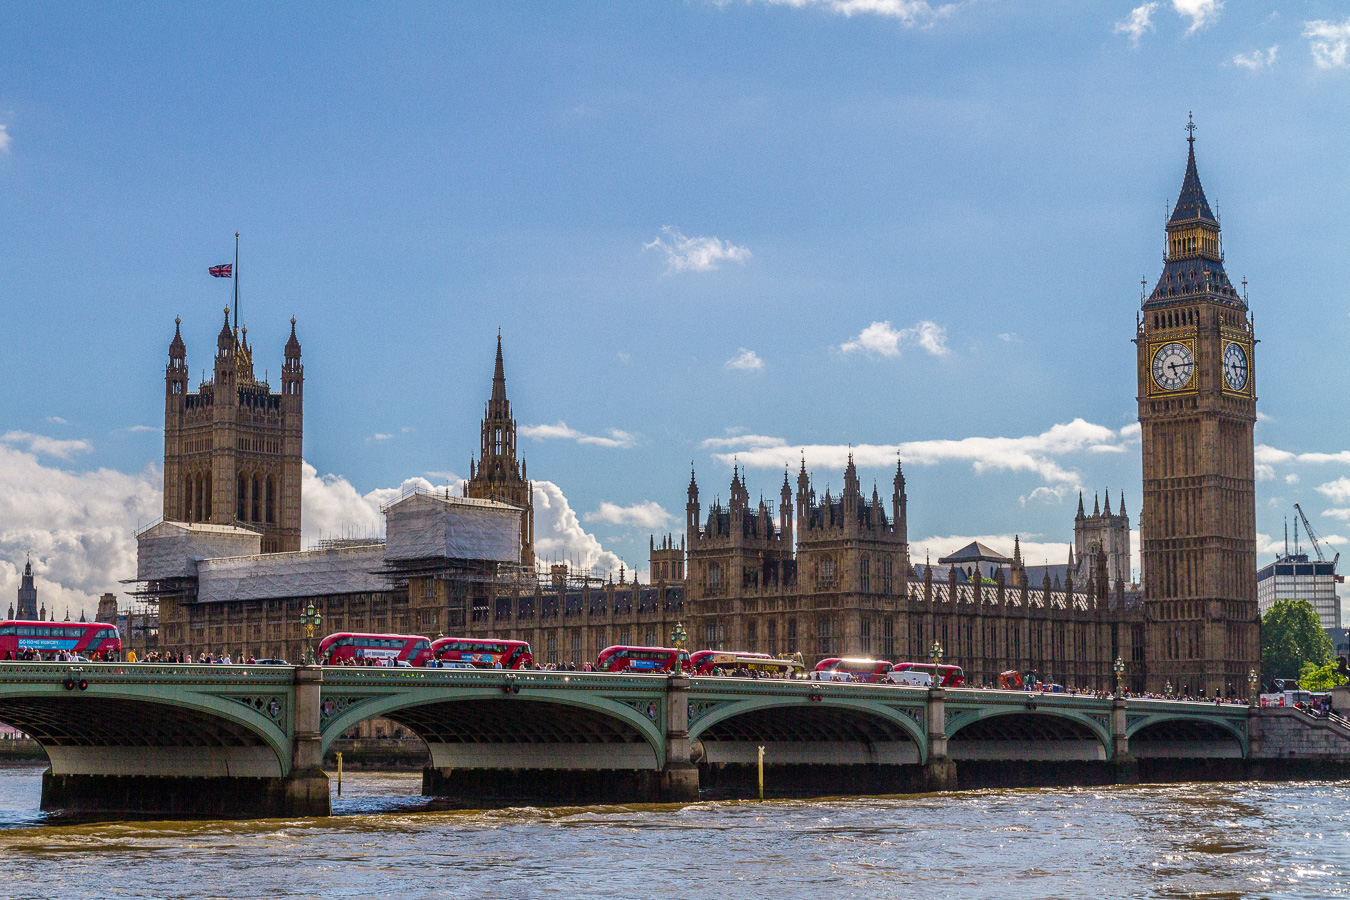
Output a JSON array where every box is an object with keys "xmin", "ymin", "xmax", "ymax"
[{"xmin": 233, "ymin": 232, "xmax": 240, "ymax": 332}]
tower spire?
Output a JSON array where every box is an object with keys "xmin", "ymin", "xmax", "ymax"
[{"xmin": 492, "ymin": 329, "xmax": 507, "ymax": 404}]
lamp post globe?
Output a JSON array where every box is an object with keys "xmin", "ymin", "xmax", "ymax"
[
  {"xmin": 1113, "ymin": 656, "xmax": 1125, "ymax": 697},
  {"xmin": 671, "ymin": 622, "xmax": 687, "ymax": 651}
]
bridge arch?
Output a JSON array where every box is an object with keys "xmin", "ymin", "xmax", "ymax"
[
  {"xmin": 0, "ymin": 688, "xmax": 292, "ymax": 778},
  {"xmin": 320, "ymin": 688, "xmax": 666, "ymax": 770},
  {"xmin": 1127, "ymin": 714, "xmax": 1247, "ymax": 758},
  {"xmin": 690, "ymin": 697, "xmax": 927, "ymax": 765},
  {"xmin": 946, "ymin": 708, "xmax": 1112, "ymax": 761}
]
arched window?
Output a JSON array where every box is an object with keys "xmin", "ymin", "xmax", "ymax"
[
  {"xmin": 237, "ymin": 475, "xmax": 247, "ymax": 521},
  {"xmin": 251, "ymin": 474, "xmax": 261, "ymax": 522},
  {"xmin": 266, "ymin": 475, "xmax": 276, "ymax": 524},
  {"xmin": 204, "ymin": 473, "xmax": 212, "ymax": 520}
]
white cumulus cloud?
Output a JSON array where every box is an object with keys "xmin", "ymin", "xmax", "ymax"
[
  {"xmin": 1305, "ymin": 18, "xmax": 1350, "ymax": 69},
  {"xmin": 1, "ymin": 431, "xmax": 93, "ymax": 460},
  {"xmin": 583, "ymin": 501, "xmax": 672, "ymax": 529},
  {"xmin": 519, "ymin": 421, "xmax": 637, "ymax": 449},
  {"xmin": 0, "ymin": 124, "xmax": 10, "ymax": 153},
  {"xmin": 644, "ymin": 226, "xmax": 750, "ymax": 274},
  {"xmin": 724, "ymin": 348, "xmax": 765, "ymax": 372},
  {"xmin": 1114, "ymin": 3, "xmax": 1159, "ymax": 46},
  {"xmin": 1232, "ymin": 46, "xmax": 1278, "ymax": 70},
  {"xmin": 533, "ymin": 480, "xmax": 625, "ymax": 577},
  {"xmin": 1174, "ymin": 0, "xmax": 1221, "ymax": 34},
  {"xmin": 705, "ymin": 418, "xmax": 1134, "ymax": 489},
  {"xmin": 0, "ymin": 442, "xmax": 160, "ymax": 622},
  {"xmin": 1316, "ymin": 477, "xmax": 1350, "ymax": 505},
  {"xmin": 753, "ymin": 0, "xmax": 959, "ymax": 26},
  {"xmin": 839, "ymin": 320, "xmax": 950, "ymax": 358}
]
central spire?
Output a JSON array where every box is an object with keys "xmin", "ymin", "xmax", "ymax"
[
  {"xmin": 1169, "ymin": 113, "xmax": 1218, "ymax": 227},
  {"xmin": 491, "ymin": 330, "xmax": 507, "ymax": 405},
  {"xmin": 1145, "ymin": 115, "xmax": 1243, "ymax": 310}
]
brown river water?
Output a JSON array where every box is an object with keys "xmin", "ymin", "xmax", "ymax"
[{"xmin": 0, "ymin": 763, "xmax": 1346, "ymax": 899}]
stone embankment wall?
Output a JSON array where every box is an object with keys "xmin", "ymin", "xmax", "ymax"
[{"xmin": 1250, "ymin": 707, "xmax": 1350, "ymax": 759}]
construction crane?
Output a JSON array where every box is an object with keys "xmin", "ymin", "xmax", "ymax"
[{"xmin": 1294, "ymin": 503, "xmax": 1340, "ymax": 568}]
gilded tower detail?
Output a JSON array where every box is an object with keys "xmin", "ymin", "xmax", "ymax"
[
  {"xmin": 465, "ymin": 335, "xmax": 535, "ymax": 567},
  {"xmin": 1136, "ymin": 121, "xmax": 1259, "ymax": 695},
  {"xmin": 162, "ymin": 309, "xmax": 304, "ymax": 553}
]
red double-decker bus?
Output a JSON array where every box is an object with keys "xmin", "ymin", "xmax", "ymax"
[
  {"xmin": 317, "ymin": 633, "xmax": 432, "ymax": 667},
  {"xmin": 811, "ymin": 657, "xmax": 894, "ymax": 683},
  {"xmin": 595, "ymin": 645, "xmax": 691, "ymax": 674},
  {"xmin": 0, "ymin": 621, "xmax": 121, "ymax": 660},
  {"xmin": 431, "ymin": 638, "xmax": 533, "ymax": 669},
  {"xmin": 892, "ymin": 661, "xmax": 965, "ymax": 687}
]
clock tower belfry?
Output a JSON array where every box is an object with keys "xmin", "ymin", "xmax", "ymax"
[{"xmin": 1136, "ymin": 117, "xmax": 1259, "ymax": 697}]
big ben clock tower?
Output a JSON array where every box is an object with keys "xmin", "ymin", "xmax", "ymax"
[{"xmin": 1137, "ymin": 117, "xmax": 1260, "ymax": 697}]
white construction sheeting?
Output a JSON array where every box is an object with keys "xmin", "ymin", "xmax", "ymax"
[
  {"xmin": 197, "ymin": 544, "xmax": 390, "ymax": 604},
  {"xmin": 137, "ymin": 521, "xmax": 263, "ymax": 581},
  {"xmin": 384, "ymin": 491, "xmax": 520, "ymax": 563}
]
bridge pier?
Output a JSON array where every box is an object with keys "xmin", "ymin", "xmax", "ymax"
[
  {"xmin": 660, "ymin": 673, "xmax": 700, "ymax": 802},
  {"xmin": 285, "ymin": 665, "xmax": 331, "ymax": 817},
  {"xmin": 923, "ymin": 686, "xmax": 957, "ymax": 790},
  {"xmin": 1111, "ymin": 697, "xmax": 1138, "ymax": 784}
]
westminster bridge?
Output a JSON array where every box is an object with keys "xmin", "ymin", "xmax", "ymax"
[{"xmin": 0, "ymin": 663, "xmax": 1345, "ymax": 818}]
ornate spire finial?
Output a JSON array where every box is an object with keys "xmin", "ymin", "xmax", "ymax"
[{"xmin": 1186, "ymin": 111, "xmax": 1195, "ymax": 146}]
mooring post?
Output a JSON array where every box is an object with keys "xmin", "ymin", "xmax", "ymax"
[
  {"xmin": 923, "ymin": 685, "xmax": 957, "ymax": 790},
  {"xmin": 660, "ymin": 673, "xmax": 700, "ymax": 802},
  {"xmin": 286, "ymin": 665, "xmax": 331, "ymax": 816}
]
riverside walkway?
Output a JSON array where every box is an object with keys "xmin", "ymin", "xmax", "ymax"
[{"xmin": 0, "ymin": 662, "xmax": 1338, "ymax": 817}]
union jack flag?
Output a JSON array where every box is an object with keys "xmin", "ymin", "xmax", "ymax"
[{"xmin": 209, "ymin": 264, "xmax": 233, "ymax": 278}]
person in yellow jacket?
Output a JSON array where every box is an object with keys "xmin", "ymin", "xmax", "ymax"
[{"xmin": 126, "ymin": 649, "xmax": 137, "ymax": 663}]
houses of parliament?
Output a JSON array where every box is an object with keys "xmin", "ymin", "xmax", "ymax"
[{"xmin": 136, "ymin": 126, "xmax": 1259, "ymax": 696}]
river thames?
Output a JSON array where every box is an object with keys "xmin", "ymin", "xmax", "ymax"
[{"xmin": 0, "ymin": 764, "xmax": 1346, "ymax": 899}]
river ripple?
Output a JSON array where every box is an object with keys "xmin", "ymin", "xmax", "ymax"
[{"xmin": 0, "ymin": 764, "xmax": 1345, "ymax": 899}]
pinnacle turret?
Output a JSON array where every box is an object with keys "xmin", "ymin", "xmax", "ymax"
[
  {"xmin": 217, "ymin": 306, "xmax": 234, "ymax": 353},
  {"xmin": 169, "ymin": 316, "xmax": 186, "ymax": 361},
  {"xmin": 285, "ymin": 316, "xmax": 302, "ymax": 360}
]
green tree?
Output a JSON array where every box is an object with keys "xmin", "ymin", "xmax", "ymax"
[
  {"xmin": 1262, "ymin": 599, "xmax": 1333, "ymax": 684},
  {"xmin": 1299, "ymin": 661, "xmax": 1349, "ymax": 692}
]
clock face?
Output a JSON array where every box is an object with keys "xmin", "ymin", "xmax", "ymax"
[
  {"xmin": 1224, "ymin": 342, "xmax": 1249, "ymax": 391},
  {"xmin": 1152, "ymin": 342, "xmax": 1194, "ymax": 391}
]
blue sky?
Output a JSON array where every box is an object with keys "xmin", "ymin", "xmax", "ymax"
[{"xmin": 2, "ymin": 1, "xmax": 1350, "ymax": 617}]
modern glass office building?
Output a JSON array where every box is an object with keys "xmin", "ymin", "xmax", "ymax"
[{"xmin": 1256, "ymin": 552, "xmax": 1341, "ymax": 631}]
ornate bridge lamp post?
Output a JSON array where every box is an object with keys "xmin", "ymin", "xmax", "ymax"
[
  {"xmin": 670, "ymin": 622, "xmax": 688, "ymax": 651},
  {"xmin": 301, "ymin": 602, "xmax": 322, "ymax": 665},
  {"xmin": 1114, "ymin": 656, "xmax": 1125, "ymax": 698},
  {"xmin": 1248, "ymin": 668, "xmax": 1259, "ymax": 708},
  {"xmin": 1164, "ymin": 680, "xmax": 1173, "ymax": 699},
  {"xmin": 931, "ymin": 641, "xmax": 943, "ymax": 684}
]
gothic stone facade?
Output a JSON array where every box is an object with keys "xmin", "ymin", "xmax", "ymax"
[
  {"xmin": 163, "ymin": 310, "xmax": 304, "ymax": 553},
  {"xmin": 464, "ymin": 335, "xmax": 535, "ymax": 567},
  {"xmin": 680, "ymin": 462, "xmax": 1144, "ymax": 690}
]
